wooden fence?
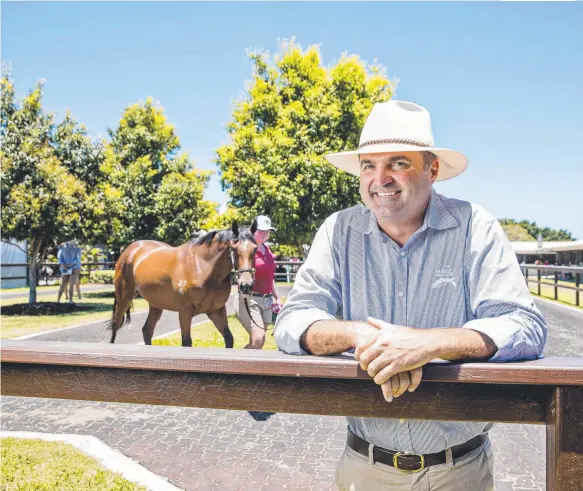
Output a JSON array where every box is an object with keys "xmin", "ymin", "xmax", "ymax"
[
  {"xmin": 1, "ymin": 340, "xmax": 582, "ymax": 490},
  {"xmin": 521, "ymin": 265, "xmax": 583, "ymax": 307},
  {"xmin": 1, "ymin": 261, "xmax": 306, "ymax": 285}
]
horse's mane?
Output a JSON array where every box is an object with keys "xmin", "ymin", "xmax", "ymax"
[{"xmin": 193, "ymin": 226, "xmax": 255, "ymax": 247}]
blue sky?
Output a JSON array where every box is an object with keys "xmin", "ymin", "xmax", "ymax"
[{"xmin": 3, "ymin": 1, "xmax": 582, "ymax": 238}]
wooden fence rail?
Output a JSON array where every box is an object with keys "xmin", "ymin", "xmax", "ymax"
[
  {"xmin": 520, "ymin": 265, "xmax": 583, "ymax": 307},
  {"xmin": 1, "ymin": 261, "xmax": 305, "ymax": 284},
  {"xmin": 1, "ymin": 340, "xmax": 582, "ymax": 490}
]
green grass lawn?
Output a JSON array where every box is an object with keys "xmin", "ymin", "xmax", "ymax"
[
  {"xmin": 0, "ymin": 290, "xmax": 149, "ymax": 339},
  {"xmin": 153, "ymin": 314, "xmax": 278, "ymax": 350},
  {"xmin": 1, "ymin": 437, "xmax": 146, "ymax": 491},
  {"xmin": 527, "ymin": 279, "xmax": 582, "ymax": 308}
]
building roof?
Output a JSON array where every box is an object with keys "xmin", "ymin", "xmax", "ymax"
[
  {"xmin": 510, "ymin": 240, "xmax": 583, "ymax": 254},
  {"xmin": 545, "ymin": 240, "xmax": 583, "ymax": 252}
]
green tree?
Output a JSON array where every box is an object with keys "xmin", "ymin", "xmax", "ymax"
[
  {"xmin": 102, "ymin": 98, "xmax": 214, "ymax": 248},
  {"xmin": 201, "ymin": 204, "xmax": 243, "ymax": 232},
  {"xmin": 1, "ymin": 72, "xmax": 90, "ymax": 303},
  {"xmin": 216, "ymin": 40, "xmax": 396, "ymax": 250},
  {"xmin": 499, "ymin": 219, "xmax": 575, "ymax": 241},
  {"xmin": 499, "ymin": 222, "xmax": 536, "ymax": 241}
]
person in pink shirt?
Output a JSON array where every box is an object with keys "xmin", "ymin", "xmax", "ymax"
[{"xmin": 235, "ymin": 215, "xmax": 281, "ymax": 349}]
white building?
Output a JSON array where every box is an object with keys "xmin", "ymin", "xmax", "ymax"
[
  {"xmin": 511, "ymin": 240, "xmax": 583, "ymax": 265},
  {"xmin": 1, "ymin": 240, "xmax": 27, "ymax": 289}
]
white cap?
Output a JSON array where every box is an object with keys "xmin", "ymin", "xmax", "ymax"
[{"xmin": 256, "ymin": 215, "xmax": 276, "ymax": 232}]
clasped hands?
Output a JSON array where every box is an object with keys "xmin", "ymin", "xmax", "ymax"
[{"xmin": 354, "ymin": 318, "xmax": 439, "ymax": 402}]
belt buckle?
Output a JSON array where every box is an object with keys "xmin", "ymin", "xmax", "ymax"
[{"xmin": 393, "ymin": 452, "xmax": 425, "ymax": 473}]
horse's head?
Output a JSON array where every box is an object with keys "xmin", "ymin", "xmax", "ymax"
[{"xmin": 229, "ymin": 221, "xmax": 257, "ymax": 295}]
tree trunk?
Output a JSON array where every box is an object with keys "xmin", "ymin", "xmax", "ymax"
[{"xmin": 28, "ymin": 238, "xmax": 42, "ymax": 305}]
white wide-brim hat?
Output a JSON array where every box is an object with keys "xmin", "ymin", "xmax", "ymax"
[{"xmin": 324, "ymin": 100, "xmax": 468, "ymax": 181}]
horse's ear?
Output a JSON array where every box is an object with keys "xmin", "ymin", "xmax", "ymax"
[
  {"xmin": 250, "ymin": 219, "xmax": 258, "ymax": 235},
  {"xmin": 231, "ymin": 220, "xmax": 239, "ymax": 238}
]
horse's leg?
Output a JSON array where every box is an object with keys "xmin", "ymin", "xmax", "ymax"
[
  {"xmin": 178, "ymin": 306, "xmax": 195, "ymax": 347},
  {"xmin": 142, "ymin": 305, "xmax": 163, "ymax": 345},
  {"xmin": 207, "ymin": 305, "xmax": 234, "ymax": 349}
]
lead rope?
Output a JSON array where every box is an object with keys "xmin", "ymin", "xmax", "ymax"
[{"xmin": 231, "ymin": 247, "xmax": 265, "ymax": 331}]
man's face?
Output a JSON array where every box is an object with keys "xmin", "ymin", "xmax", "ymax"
[{"xmin": 359, "ymin": 151, "xmax": 438, "ymax": 221}]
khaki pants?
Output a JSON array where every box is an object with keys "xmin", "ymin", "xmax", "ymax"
[
  {"xmin": 335, "ymin": 439, "xmax": 494, "ymax": 491},
  {"xmin": 234, "ymin": 294, "xmax": 273, "ymax": 349}
]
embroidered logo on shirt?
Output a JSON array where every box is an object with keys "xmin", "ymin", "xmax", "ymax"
[{"xmin": 432, "ymin": 266, "xmax": 457, "ymax": 289}]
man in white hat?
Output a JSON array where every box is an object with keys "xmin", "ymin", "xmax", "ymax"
[{"xmin": 275, "ymin": 100, "xmax": 547, "ymax": 490}]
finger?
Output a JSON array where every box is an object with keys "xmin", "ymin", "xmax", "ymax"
[
  {"xmin": 354, "ymin": 336, "xmax": 377, "ymax": 361},
  {"xmin": 367, "ymin": 317, "xmax": 384, "ymax": 329},
  {"xmin": 408, "ymin": 366, "xmax": 423, "ymax": 392},
  {"xmin": 381, "ymin": 379, "xmax": 394, "ymax": 402},
  {"xmin": 393, "ymin": 372, "xmax": 410, "ymax": 398},
  {"xmin": 367, "ymin": 352, "xmax": 396, "ymax": 378},
  {"xmin": 357, "ymin": 345, "xmax": 384, "ymax": 371},
  {"xmin": 373, "ymin": 358, "xmax": 406, "ymax": 385}
]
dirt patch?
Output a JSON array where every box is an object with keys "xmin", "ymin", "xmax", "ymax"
[{"xmin": 1, "ymin": 302, "xmax": 94, "ymax": 316}]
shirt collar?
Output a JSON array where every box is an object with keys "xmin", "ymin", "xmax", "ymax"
[{"xmin": 424, "ymin": 189, "xmax": 460, "ymax": 231}]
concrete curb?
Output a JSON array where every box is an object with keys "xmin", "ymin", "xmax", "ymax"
[
  {"xmin": 1, "ymin": 430, "xmax": 183, "ymax": 491},
  {"xmin": 535, "ymin": 295, "xmax": 583, "ymax": 315}
]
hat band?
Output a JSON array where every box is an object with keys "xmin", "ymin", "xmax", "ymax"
[{"xmin": 358, "ymin": 138, "xmax": 431, "ymax": 150}]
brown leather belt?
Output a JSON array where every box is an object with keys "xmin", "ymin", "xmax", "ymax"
[
  {"xmin": 250, "ymin": 292, "xmax": 272, "ymax": 298},
  {"xmin": 347, "ymin": 428, "xmax": 487, "ymax": 473}
]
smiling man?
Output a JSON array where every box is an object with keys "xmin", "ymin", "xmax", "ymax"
[{"xmin": 274, "ymin": 100, "xmax": 547, "ymax": 490}]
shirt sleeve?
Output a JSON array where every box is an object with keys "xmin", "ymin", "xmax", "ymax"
[
  {"xmin": 57, "ymin": 249, "xmax": 65, "ymax": 265},
  {"xmin": 463, "ymin": 206, "xmax": 548, "ymax": 362},
  {"xmin": 274, "ymin": 215, "xmax": 342, "ymax": 355}
]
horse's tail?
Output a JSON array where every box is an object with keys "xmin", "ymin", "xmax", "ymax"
[
  {"xmin": 124, "ymin": 300, "xmax": 133, "ymax": 326},
  {"xmin": 107, "ymin": 297, "xmax": 117, "ymax": 331},
  {"xmin": 107, "ymin": 298, "xmax": 133, "ymax": 331},
  {"xmin": 107, "ymin": 259, "xmax": 134, "ymax": 332}
]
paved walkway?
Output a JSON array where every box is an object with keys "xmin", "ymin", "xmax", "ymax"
[
  {"xmin": 2, "ymin": 299, "xmax": 581, "ymax": 490},
  {"xmin": 0, "ymin": 397, "xmax": 546, "ymax": 491},
  {"xmin": 17, "ymin": 289, "xmax": 245, "ymax": 344}
]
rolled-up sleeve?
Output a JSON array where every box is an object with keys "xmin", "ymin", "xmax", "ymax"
[
  {"xmin": 463, "ymin": 207, "xmax": 547, "ymax": 361},
  {"xmin": 274, "ymin": 215, "xmax": 341, "ymax": 355}
]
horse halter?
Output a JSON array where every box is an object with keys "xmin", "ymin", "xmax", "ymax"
[{"xmin": 229, "ymin": 243, "xmax": 256, "ymax": 286}]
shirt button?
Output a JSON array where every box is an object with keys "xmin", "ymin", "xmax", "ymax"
[
  {"xmin": 400, "ymin": 252, "xmax": 406, "ymax": 257},
  {"xmin": 398, "ymin": 292, "xmax": 404, "ymax": 298}
]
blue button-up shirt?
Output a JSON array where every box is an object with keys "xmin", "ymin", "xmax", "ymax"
[
  {"xmin": 58, "ymin": 245, "xmax": 81, "ymax": 272},
  {"xmin": 274, "ymin": 190, "xmax": 547, "ymax": 453}
]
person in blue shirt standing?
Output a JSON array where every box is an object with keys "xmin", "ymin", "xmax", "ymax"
[
  {"xmin": 275, "ymin": 100, "xmax": 547, "ymax": 491},
  {"xmin": 57, "ymin": 240, "xmax": 82, "ymax": 304},
  {"xmin": 70, "ymin": 239, "xmax": 83, "ymax": 300}
]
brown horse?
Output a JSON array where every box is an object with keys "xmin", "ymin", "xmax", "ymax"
[{"xmin": 109, "ymin": 221, "xmax": 257, "ymax": 347}]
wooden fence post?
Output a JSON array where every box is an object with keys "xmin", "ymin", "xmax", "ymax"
[
  {"xmin": 546, "ymin": 386, "xmax": 583, "ymax": 490},
  {"xmin": 576, "ymin": 273, "xmax": 580, "ymax": 308}
]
